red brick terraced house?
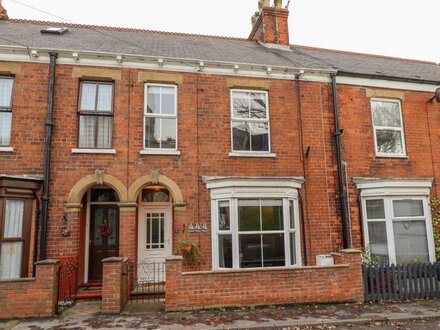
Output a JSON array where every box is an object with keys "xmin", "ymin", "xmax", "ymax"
[{"xmin": 1, "ymin": 0, "xmax": 440, "ymax": 315}]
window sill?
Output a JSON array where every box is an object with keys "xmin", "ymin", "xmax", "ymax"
[
  {"xmin": 140, "ymin": 150, "xmax": 181, "ymax": 156},
  {"xmin": 229, "ymin": 152, "xmax": 276, "ymax": 158},
  {"xmin": 375, "ymin": 154, "xmax": 409, "ymax": 159},
  {"xmin": 71, "ymin": 148, "xmax": 116, "ymax": 155},
  {"xmin": 0, "ymin": 147, "xmax": 14, "ymax": 152}
]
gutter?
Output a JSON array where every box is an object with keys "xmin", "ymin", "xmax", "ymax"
[
  {"xmin": 331, "ymin": 73, "xmax": 349, "ymax": 249},
  {"xmin": 39, "ymin": 52, "xmax": 57, "ymax": 261},
  {"xmin": 337, "ymin": 70, "xmax": 440, "ymax": 86}
]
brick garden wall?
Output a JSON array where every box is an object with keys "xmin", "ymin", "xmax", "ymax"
[
  {"xmin": 0, "ymin": 260, "xmax": 59, "ymax": 319},
  {"xmin": 165, "ymin": 250, "xmax": 363, "ymax": 311}
]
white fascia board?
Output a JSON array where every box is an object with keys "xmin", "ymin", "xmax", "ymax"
[
  {"xmin": 336, "ymin": 76, "xmax": 439, "ymax": 93},
  {"xmin": 203, "ymin": 176, "xmax": 305, "ymax": 190},
  {"xmin": 0, "ymin": 47, "xmax": 333, "ymax": 82},
  {"xmin": 354, "ymin": 178, "xmax": 433, "ymax": 197}
]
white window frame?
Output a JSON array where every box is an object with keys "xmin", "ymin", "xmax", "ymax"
[
  {"xmin": 143, "ymin": 83, "xmax": 179, "ymax": 154},
  {"xmin": 0, "ymin": 76, "xmax": 14, "ymax": 147},
  {"xmin": 370, "ymin": 98, "xmax": 407, "ymax": 158},
  {"xmin": 356, "ymin": 179, "xmax": 435, "ymax": 265},
  {"xmin": 204, "ymin": 177, "xmax": 303, "ymax": 270},
  {"xmin": 230, "ymin": 89, "xmax": 272, "ymax": 156}
]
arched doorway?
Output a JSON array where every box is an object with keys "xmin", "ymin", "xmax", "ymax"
[
  {"xmin": 85, "ymin": 186, "xmax": 120, "ymax": 282},
  {"xmin": 137, "ymin": 185, "xmax": 173, "ymax": 281}
]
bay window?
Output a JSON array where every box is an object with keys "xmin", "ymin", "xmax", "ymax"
[
  {"xmin": 205, "ymin": 177, "xmax": 303, "ymax": 270},
  {"xmin": 0, "ymin": 178, "xmax": 38, "ymax": 280},
  {"xmin": 357, "ymin": 179, "xmax": 435, "ymax": 265},
  {"xmin": 0, "ymin": 77, "xmax": 14, "ymax": 146},
  {"xmin": 78, "ymin": 81, "xmax": 114, "ymax": 149}
]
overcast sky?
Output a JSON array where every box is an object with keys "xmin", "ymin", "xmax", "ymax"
[{"xmin": 4, "ymin": 0, "xmax": 440, "ymax": 63}]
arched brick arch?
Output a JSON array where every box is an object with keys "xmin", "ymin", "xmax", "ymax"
[
  {"xmin": 65, "ymin": 174, "xmax": 128, "ymax": 210},
  {"xmin": 128, "ymin": 174, "xmax": 184, "ymax": 205}
]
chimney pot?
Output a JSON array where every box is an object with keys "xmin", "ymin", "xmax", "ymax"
[
  {"xmin": 0, "ymin": 0, "xmax": 9, "ymax": 20},
  {"xmin": 274, "ymin": 0, "xmax": 283, "ymax": 8}
]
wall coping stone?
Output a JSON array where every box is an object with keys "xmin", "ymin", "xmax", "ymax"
[
  {"xmin": 340, "ymin": 248, "xmax": 362, "ymax": 254},
  {"xmin": 102, "ymin": 257, "xmax": 128, "ymax": 263},
  {"xmin": 181, "ymin": 264, "xmax": 349, "ymax": 276},
  {"xmin": 166, "ymin": 255, "xmax": 183, "ymax": 261},
  {"xmin": 35, "ymin": 259, "xmax": 60, "ymax": 265},
  {"xmin": 0, "ymin": 277, "xmax": 35, "ymax": 283}
]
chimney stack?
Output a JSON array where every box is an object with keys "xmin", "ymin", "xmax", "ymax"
[
  {"xmin": 249, "ymin": 0, "xmax": 290, "ymax": 45},
  {"xmin": 0, "ymin": 0, "xmax": 9, "ymax": 20}
]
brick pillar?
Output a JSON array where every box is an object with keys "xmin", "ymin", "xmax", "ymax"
[
  {"xmin": 119, "ymin": 206, "xmax": 136, "ymax": 262},
  {"xmin": 339, "ymin": 249, "xmax": 363, "ymax": 302},
  {"xmin": 165, "ymin": 256, "xmax": 183, "ymax": 311},
  {"xmin": 102, "ymin": 257, "xmax": 129, "ymax": 314},
  {"xmin": 34, "ymin": 260, "xmax": 60, "ymax": 317}
]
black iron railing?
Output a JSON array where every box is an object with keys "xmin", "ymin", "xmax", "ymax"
[
  {"xmin": 363, "ymin": 263, "xmax": 440, "ymax": 302},
  {"xmin": 129, "ymin": 261, "xmax": 165, "ymax": 304}
]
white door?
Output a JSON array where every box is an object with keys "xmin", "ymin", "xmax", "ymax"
[{"xmin": 137, "ymin": 206, "xmax": 172, "ymax": 282}]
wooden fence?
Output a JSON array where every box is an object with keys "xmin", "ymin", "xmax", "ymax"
[{"xmin": 362, "ymin": 263, "xmax": 440, "ymax": 302}]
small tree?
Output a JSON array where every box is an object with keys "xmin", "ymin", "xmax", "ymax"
[{"xmin": 430, "ymin": 198, "xmax": 440, "ymax": 261}]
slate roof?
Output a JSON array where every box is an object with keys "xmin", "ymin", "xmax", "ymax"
[{"xmin": 1, "ymin": 20, "xmax": 439, "ymax": 83}]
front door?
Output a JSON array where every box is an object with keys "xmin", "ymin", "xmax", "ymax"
[
  {"xmin": 88, "ymin": 205, "xmax": 119, "ymax": 282},
  {"xmin": 137, "ymin": 206, "xmax": 172, "ymax": 282}
]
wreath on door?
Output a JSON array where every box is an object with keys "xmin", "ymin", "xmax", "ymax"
[{"xmin": 98, "ymin": 219, "xmax": 112, "ymax": 238}]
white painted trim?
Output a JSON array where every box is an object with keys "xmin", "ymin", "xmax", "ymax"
[
  {"xmin": 354, "ymin": 178, "xmax": 433, "ymax": 191},
  {"xmin": 72, "ymin": 148, "xmax": 116, "ymax": 154},
  {"xmin": 0, "ymin": 147, "xmax": 14, "ymax": 152},
  {"xmin": 370, "ymin": 98, "xmax": 407, "ymax": 158},
  {"xmin": 0, "ymin": 49, "xmax": 333, "ymax": 82},
  {"xmin": 140, "ymin": 150, "xmax": 181, "ymax": 156},
  {"xmin": 203, "ymin": 176, "xmax": 304, "ymax": 192},
  {"xmin": 336, "ymin": 76, "xmax": 439, "ymax": 93},
  {"xmin": 228, "ymin": 152, "xmax": 276, "ymax": 158},
  {"xmin": 230, "ymin": 89, "xmax": 272, "ymax": 154},
  {"xmin": 361, "ymin": 195, "xmax": 435, "ymax": 264},
  {"xmin": 143, "ymin": 84, "xmax": 178, "ymax": 151}
]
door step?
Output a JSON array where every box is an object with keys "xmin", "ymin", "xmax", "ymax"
[{"xmin": 77, "ymin": 285, "xmax": 102, "ymax": 300}]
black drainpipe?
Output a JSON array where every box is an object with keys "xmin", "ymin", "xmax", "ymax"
[
  {"xmin": 331, "ymin": 73, "xmax": 349, "ymax": 249},
  {"xmin": 39, "ymin": 52, "xmax": 58, "ymax": 261},
  {"xmin": 32, "ymin": 188, "xmax": 41, "ymax": 276}
]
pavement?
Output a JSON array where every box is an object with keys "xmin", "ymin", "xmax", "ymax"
[{"xmin": 2, "ymin": 299, "xmax": 440, "ymax": 329}]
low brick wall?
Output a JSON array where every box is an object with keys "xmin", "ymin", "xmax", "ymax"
[
  {"xmin": 165, "ymin": 250, "xmax": 363, "ymax": 311},
  {"xmin": 101, "ymin": 257, "xmax": 129, "ymax": 314},
  {"xmin": 0, "ymin": 260, "xmax": 60, "ymax": 319}
]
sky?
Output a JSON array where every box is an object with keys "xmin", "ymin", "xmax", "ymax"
[{"xmin": 3, "ymin": 0, "xmax": 440, "ymax": 63}]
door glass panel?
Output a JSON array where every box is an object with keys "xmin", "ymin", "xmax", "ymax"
[
  {"xmin": 239, "ymin": 234, "xmax": 262, "ymax": 268},
  {"xmin": 0, "ymin": 242, "xmax": 22, "ymax": 279},
  {"xmin": 218, "ymin": 234, "xmax": 232, "ymax": 268},
  {"xmin": 262, "ymin": 233, "xmax": 285, "ymax": 267},
  {"xmin": 142, "ymin": 187, "xmax": 170, "ymax": 202},
  {"xmin": 366, "ymin": 199, "xmax": 385, "ymax": 219},
  {"xmin": 393, "ymin": 221, "xmax": 429, "ymax": 263},
  {"xmin": 367, "ymin": 222, "xmax": 389, "ymax": 264},
  {"xmin": 238, "ymin": 200, "xmax": 260, "ymax": 231},
  {"xmin": 108, "ymin": 208, "xmax": 117, "ymax": 245},
  {"xmin": 393, "ymin": 200, "xmax": 424, "ymax": 217},
  {"xmin": 91, "ymin": 189, "xmax": 119, "ymax": 202},
  {"xmin": 4, "ymin": 200, "xmax": 24, "ymax": 238},
  {"xmin": 218, "ymin": 201, "xmax": 230, "ymax": 231},
  {"xmin": 93, "ymin": 208, "xmax": 104, "ymax": 245},
  {"xmin": 261, "ymin": 199, "xmax": 283, "ymax": 231},
  {"xmin": 146, "ymin": 213, "xmax": 165, "ymax": 249}
]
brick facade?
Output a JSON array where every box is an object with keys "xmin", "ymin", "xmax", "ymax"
[
  {"xmin": 0, "ymin": 260, "xmax": 59, "ymax": 319},
  {"xmin": 165, "ymin": 250, "xmax": 363, "ymax": 311},
  {"xmin": 101, "ymin": 257, "xmax": 129, "ymax": 314}
]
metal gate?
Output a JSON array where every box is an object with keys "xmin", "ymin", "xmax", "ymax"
[
  {"xmin": 129, "ymin": 261, "xmax": 165, "ymax": 304},
  {"xmin": 57, "ymin": 258, "xmax": 79, "ymax": 312}
]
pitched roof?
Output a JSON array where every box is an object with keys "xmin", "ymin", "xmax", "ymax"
[{"xmin": 1, "ymin": 20, "xmax": 439, "ymax": 83}]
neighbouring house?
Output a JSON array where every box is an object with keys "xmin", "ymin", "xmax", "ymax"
[{"xmin": 0, "ymin": 0, "xmax": 440, "ymax": 315}]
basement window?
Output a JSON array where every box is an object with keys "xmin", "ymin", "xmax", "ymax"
[{"xmin": 40, "ymin": 27, "xmax": 69, "ymax": 35}]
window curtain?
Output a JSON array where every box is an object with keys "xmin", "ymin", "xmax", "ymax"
[
  {"xmin": 0, "ymin": 79, "xmax": 13, "ymax": 107},
  {"xmin": 0, "ymin": 112, "xmax": 12, "ymax": 145}
]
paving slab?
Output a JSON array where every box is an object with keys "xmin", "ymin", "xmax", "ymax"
[{"xmin": 9, "ymin": 299, "xmax": 440, "ymax": 330}]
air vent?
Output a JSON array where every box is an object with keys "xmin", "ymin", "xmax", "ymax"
[{"xmin": 40, "ymin": 27, "xmax": 69, "ymax": 35}]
